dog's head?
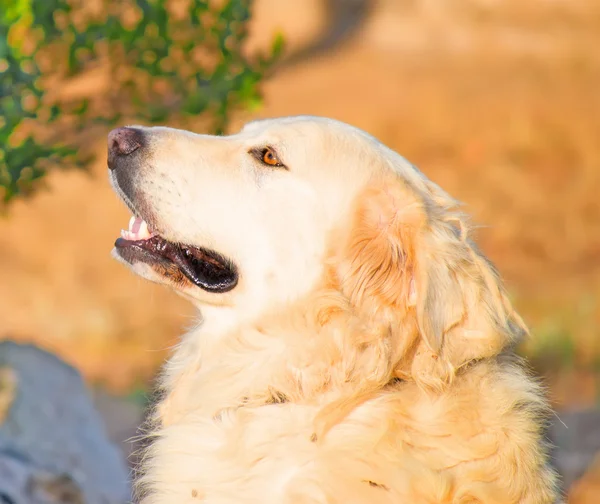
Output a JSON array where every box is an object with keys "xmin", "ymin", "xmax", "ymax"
[
  {"xmin": 108, "ymin": 118, "xmax": 373, "ymax": 315},
  {"xmin": 108, "ymin": 116, "xmax": 526, "ymax": 386}
]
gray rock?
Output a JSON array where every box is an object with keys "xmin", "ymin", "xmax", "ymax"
[
  {"xmin": 548, "ymin": 408, "xmax": 600, "ymax": 491},
  {"xmin": 0, "ymin": 341, "xmax": 131, "ymax": 504},
  {"xmin": 91, "ymin": 389, "xmax": 146, "ymax": 464}
]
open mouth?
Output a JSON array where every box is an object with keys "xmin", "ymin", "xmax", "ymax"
[{"xmin": 115, "ymin": 216, "xmax": 238, "ymax": 293}]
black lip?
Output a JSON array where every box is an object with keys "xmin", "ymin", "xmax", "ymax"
[
  {"xmin": 115, "ymin": 236, "xmax": 238, "ymax": 293},
  {"xmin": 109, "ymin": 149, "xmax": 238, "ymax": 294}
]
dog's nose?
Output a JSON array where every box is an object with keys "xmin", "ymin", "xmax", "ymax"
[{"xmin": 107, "ymin": 127, "xmax": 143, "ymax": 170}]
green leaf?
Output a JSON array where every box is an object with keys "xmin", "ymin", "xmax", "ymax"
[
  {"xmin": 270, "ymin": 31, "xmax": 285, "ymax": 59},
  {"xmin": 1, "ymin": 0, "xmax": 282, "ymax": 207}
]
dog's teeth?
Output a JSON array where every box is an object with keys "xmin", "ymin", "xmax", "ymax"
[
  {"xmin": 121, "ymin": 215, "xmax": 153, "ymax": 241},
  {"xmin": 137, "ymin": 219, "xmax": 152, "ymax": 239}
]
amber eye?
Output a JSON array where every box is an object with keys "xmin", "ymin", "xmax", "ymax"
[
  {"xmin": 261, "ymin": 147, "xmax": 281, "ymax": 166},
  {"xmin": 249, "ymin": 145, "xmax": 287, "ymax": 169}
]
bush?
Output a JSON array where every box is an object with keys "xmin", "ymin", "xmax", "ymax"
[{"xmin": 0, "ymin": 0, "xmax": 283, "ymax": 205}]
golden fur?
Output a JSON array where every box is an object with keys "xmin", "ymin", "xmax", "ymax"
[{"xmin": 109, "ymin": 117, "xmax": 559, "ymax": 503}]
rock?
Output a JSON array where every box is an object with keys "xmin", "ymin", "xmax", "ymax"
[
  {"xmin": 0, "ymin": 341, "xmax": 130, "ymax": 504},
  {"xmin": 91, "ymin": 389, "xmax": 146, "ymax": 464},
  {"xmin": 548, "ymin": 408, "xmax": 600, "ymax": 492}
]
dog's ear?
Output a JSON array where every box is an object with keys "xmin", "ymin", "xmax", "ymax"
[
  {"xmin": 340, "ymin": 177, "xmax": 528, "ymax": 390},
  {"xmin": 410, "ymin": 203, "xmax": 528, "ymax": 390},
  {"xmin": 339, "ymin": 182, "xmax": 424, "ymax": 316}
]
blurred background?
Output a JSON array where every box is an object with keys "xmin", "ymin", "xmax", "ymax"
[{"xmin": 0, "ymin": 0, "xmax": 599, "ymax": 501}]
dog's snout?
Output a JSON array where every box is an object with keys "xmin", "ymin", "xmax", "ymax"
[{"xmin": 108, "ymin": 127, "xmax": 144, "ymax": 170}]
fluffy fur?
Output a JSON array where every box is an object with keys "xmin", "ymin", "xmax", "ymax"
[{"xmin": 110, "ymin": 116, "xmax": 560, "ymax": 503}]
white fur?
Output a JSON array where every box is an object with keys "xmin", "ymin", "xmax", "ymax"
[{"xmin": 110, "ymin": 116, "xmax": 559, "ymax": 504}]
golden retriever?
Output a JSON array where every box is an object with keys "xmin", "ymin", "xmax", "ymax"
[{"xmin": 107, "ymin": 116, "xmax": 560, "ymax": 504}]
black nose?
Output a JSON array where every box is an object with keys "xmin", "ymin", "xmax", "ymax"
[{"xmin": 107, "ymin": 127, "xmax": 143, "ymax": 170}]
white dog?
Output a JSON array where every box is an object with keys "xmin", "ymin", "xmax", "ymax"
[{"xmin": 108, "ymin": 116, "xmax": 559, "ymax": 504}]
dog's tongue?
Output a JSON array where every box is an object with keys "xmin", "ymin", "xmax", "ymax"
[{"xmin": 120, "ymin": 216, "xmax": 154, "ymax": 241}]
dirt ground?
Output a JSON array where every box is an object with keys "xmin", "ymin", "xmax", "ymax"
[{"xmin": 1, "ymin": 0, "xmax": 599, "ymax": 409}]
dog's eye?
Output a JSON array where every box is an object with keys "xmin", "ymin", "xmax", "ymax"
[
  {"xmin": 262, "ymin": 148, "xmax": 280, "ymax": 166},
  {"xmin": 251, "ymin": 146, "xmax": 286, "ymax": 169}
]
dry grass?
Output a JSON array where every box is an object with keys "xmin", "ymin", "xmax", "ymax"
[{"xmin": 0, "ymin": 0, "xmax": 598, "ymax": 407}]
